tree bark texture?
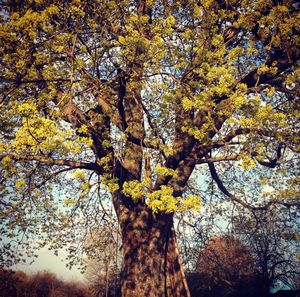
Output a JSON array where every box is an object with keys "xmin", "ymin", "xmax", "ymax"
[{"xmin": 113, "ymin": 194, "xmax": 190, "ymax": 297}]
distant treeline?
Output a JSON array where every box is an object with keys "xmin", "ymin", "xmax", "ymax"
[
  {"xmin": 2, "ymin": 266, "xmax": 299, "ymax": 297},
  {"xmin": 0, "ymin": 268, "xmax": 87, "ymax": 297},
  {"xmin": 0, "ymin": 267, "xmax": 123, "ymax": 297}
]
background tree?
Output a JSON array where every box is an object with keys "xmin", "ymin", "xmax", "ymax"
[
  {"xmin": 0, "ymin": 0, "xmax": 299, "ymax": 296},
  {"xmin": 232, "ymin": 205, "xmax": 300, "ymax": 297},
  {"xmin": 0, "ymin": 268, "xmax": 20, "ymax": 297},
  {"xmin": 24, "ymin": 271, "xmax": 64, "ymax": 297},
  {"xmin": 188, "ymin": 235, "xmax": 256, "ymax": 297},
  {"xmin": 179, "ymin": 188, "xmax": 300, "ymax": 297},
  {"xmin": 84, "ymin": 218, "xmax": 122, "ymax": 297}
]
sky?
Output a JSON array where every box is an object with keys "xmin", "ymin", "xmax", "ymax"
[{"xmin": 13, "ymin": 246, "xmax": 85, "ymax": 281}]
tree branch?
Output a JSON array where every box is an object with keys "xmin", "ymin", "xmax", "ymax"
[
  {"xmin": 0, "ymin": 154, "xmax": 102, "ymax": 172},
  {"xmin": 194, "ymin": 154, "xmax": 239, "ymax": 164},
  {"xmin": 240, "ymin": 48, "xmax": 299, "ymax": 89},
  {"xmin": 208, "ymin": 161, "xmax": 299, "ymax": 210},
  {"xmin": 251, "ymin": 144, "xmax": 284, "ymax": 168}
]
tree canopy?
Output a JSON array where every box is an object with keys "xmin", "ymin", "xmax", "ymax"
[{"xmin": 0, "ymin": 0, "xmax": 299, "ymax": 296}]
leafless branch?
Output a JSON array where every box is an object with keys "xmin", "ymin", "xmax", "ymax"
[{"xmin": 208, "ymin": 161, "xmax": 300, "ymax": 211}]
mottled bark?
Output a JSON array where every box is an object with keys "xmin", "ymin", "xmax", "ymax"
[{"xmin": 113, "ymin": 193, "xmax": 190, "ymax": 297}]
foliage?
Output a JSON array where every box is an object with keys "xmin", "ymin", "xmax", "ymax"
[{"xmin": 0, "ymin": 0, "xmax": 299, "ymax": 291}]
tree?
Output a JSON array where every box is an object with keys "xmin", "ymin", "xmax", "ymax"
[
  {"xmin": 24, "ymin": 271, "xmax": 64, "ymax": 297},
  {"xmin": 232, "ymin": 205, "xmax": 300, "ymax": 297},
  {"xmin": 84, "ymin": 221, "xmax": 122, "ymax": 297},
  {"xmin": 0, "ymin": 268, "xmax": 20, "ymax": 297},
  {"xmin": 0, "ymin": 0, "xmax": 299, "ymax": 296},
  {"xmin": 189, "ymin": 235, "xmax": 256, "ymax": 297}
]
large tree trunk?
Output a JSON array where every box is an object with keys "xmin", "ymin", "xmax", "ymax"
[{"xmin": 113, "ymin": 194, "xmax": 190, "ymax": 297}]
